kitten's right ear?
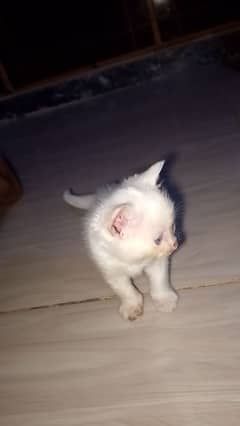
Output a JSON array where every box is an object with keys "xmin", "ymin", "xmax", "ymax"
[{"xmin": 138, "ymin": 161, "xmax": 165, "ymax": 186}]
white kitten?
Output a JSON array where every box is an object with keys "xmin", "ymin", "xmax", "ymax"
[{"xmin": 63, "ymin": 161, "xmax": 178, "ymax": 320}]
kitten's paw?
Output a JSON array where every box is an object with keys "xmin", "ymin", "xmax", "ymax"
[
  {"xmin": 152, "ymin": 290, "xmax": 178, "ymax": 313},
  {"xmin": 119, "ymin": 296, "xmax": 144, "ymax": 321}
]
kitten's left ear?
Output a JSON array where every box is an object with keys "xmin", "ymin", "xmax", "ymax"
[
  {"xmin": 109, "ymin": 204, "xmax": 140, "ymax": 239},
  {"xmin": 138, "ymin": 161, "xmax": 165, "ymax": 186}
]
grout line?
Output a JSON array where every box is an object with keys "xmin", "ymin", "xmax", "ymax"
[
  {"xmin": 0, "ymin": 278, "xmax": 240, "ymax": 316},
  {"xmin": 0, "ymin": 296, "xmax": 113, "ymax": 315},
  {"xmin": 178, "ymin": 277, "xmax": 240, "ymax": 291}
]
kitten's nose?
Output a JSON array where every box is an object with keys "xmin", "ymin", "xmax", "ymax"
[
  {"xmin": 172, "ymin": 240, "xmax": 178, "ymax": 250},
  {"xmin": 169, "ymin": 239, "xmax": 178, "ymax": 254},
  {"xmin": 163, "ymin": 231, "xmax": 178, "ymax": 254}
]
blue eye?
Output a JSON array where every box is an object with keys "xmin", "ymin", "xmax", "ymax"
[{"xmin": 154, "ymin": 235, "xmax": 162, "ymax": 245}]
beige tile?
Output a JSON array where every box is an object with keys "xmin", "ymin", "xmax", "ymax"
[
  {"xmin": 2, "ymin": 403, "xmax": 240, "ymax": 426},
  {"xmin": 1, "ymin": 283, "xmax": 240, "ymax": 425}
]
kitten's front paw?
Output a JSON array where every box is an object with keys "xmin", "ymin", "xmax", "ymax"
[
  {"xmin": 119, "ymin": 296, "xmax": 144, "ymax": 321},
  {"xmin": 152, "ymin": 290, "xmax": 178, "ymax": 313}
]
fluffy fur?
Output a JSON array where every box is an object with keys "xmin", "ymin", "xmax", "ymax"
[{"xmin": 64, "ymin": 161, "xmax": 179, "ymax": 320}]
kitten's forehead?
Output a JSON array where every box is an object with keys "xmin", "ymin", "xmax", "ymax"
[
  {"xmin": 132, "ymin": 187, "xmax": 174, "ymax": 228},
  {"xmin": 128, "ymin": 183, "xmax": 173, "ymax": 209}
]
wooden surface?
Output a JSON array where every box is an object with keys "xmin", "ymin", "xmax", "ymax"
[{"xmin": 1, "ymin": 284, "xmax": 240, "ymax": 425}]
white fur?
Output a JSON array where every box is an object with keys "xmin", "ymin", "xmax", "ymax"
[{"xmin": 64, "ymin": 161, "xmax": 178, "ymax": 320}]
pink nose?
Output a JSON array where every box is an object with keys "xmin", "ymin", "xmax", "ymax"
[
  {"xmin": 170, "ymin": 239, "xmax": 178, "ymax": 253},
  {"xmin": 172, "ymin": 240, "xmax": 178, "ymax": 250}
]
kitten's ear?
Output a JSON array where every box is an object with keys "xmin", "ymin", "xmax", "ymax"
[
  {"xmin": 138, "ymin": 161, "xmax": 165, "ymax": 186},
  {"xmin": 109, "ymin": 204, "xmax": 139, "ymax": 238}
]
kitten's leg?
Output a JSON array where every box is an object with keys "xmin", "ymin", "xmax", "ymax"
[
  {"xmin": 145, "ymin": 257, "xmax": 178, "ymax": 312},
  {"xmin": 104, "ymin": 274, "xmax": 144, "ymax": 321}
]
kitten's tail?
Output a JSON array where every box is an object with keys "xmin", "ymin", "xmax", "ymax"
[{"xmin": 63, "ymin": 190, "xmax": 95, "ymax": 210}]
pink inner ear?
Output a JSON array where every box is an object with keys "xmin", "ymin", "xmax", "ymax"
[{"xmin": 111, "ymin": 207, "xmax": 129, "ymax": 238}]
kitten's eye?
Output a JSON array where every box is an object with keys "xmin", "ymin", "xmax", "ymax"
[{"xmin": 154, "ymin": 234, "xmax": 163, "ymax": 245}]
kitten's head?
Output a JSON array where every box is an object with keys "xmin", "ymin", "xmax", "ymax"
[{"xmin": 103, "ymin": 161, "xmax": 178, "ymax": 262}]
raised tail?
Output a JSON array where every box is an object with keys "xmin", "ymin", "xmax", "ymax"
[{"xmin": 63, "ymin": 190, "xmax": 95, "ymax": 210}]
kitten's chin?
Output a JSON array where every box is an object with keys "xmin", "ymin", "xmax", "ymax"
[{"xmin": 148, "ymin": 247, "xmax": 171, "ymax": 259}]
